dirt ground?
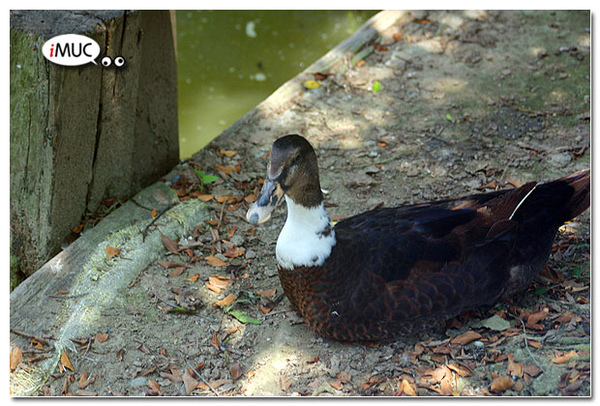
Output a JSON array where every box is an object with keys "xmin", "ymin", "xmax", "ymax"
[{"xmin": 11, "ymin": 10, "xmax": 590, "ymax": 396}]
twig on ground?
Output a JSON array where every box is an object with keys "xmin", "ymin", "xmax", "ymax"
[
  {"xmin": 186, "ymin": 361, "xmax": 220, "ymax": 397},
  {"xmin": 216, "ymin": 199, "xmax": 227, "ymax": 229},
  {"xmin": 10, "ymin": 328, "xmax": 51, "ymax": 348},
  {"xmin": 511, "ymin": 313, "xmax": 546, "ymax": 375}
]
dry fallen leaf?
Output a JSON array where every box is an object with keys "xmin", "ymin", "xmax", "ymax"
[
  {"xmin": 527, "ymin": 309, "xmax": 549, "ymax": 325},
  {"xmin": 216, "ymin": 164, "xmax": 241, "ymax": 175},
  {"xmin": 421, "ymin": 366, "xmax": 448, "ymax": 384},
  {"xmin": 181, "ymin": 369, "xmax": 199, "ymax": 395},
  {"xmin": 62, "ymin": 374, "xmax": 75, "ymax": 395},
  {"xmin": 161, "ymin": 233, "xmax": 180, "ymax": 254},
  {"xmin": 258, "ymin": 304, "xmax": 274, "ymax": 314},
  {"xmin": 10, "ymin": 347, "xmax": 22, "ymax": 371},
  {"xmin": 226, "ymin": 225, "xmax": 238, "ymax": 238},
  {"xmin": 506, "ymin": 178, "xmax": 523, "ymax": 188},
  {"xmin": 61, "ymin": 351, "xmax": 74, "ymax": 372},
  {"xmin": 220, "ymin": 326, "xmax": 240, "ymax": 343},
  {"xmin": 230, "ymin": 361, "xmax": 242, "ymax": 380},
  {"xmin": 525, "ymin": 323, "xmax": 545, "ymax": 331},
  {"xmin": 567, "ymin": 370, "xmax": 584, "ymax": 384},
  {"xmin": 224, "ymin": 246, "xmax": 245, "ymax": 258},
  {"xmin": 440, "ymin": 376, "xmax": 454, "ymax": 396},
  {"xmin": 515, "ymin": 380, "xmax": 524, "ymax": 392},
  {"xmin": 432, "ymin": 345, "xmax": 452, "ymax": 354},
  {"xmin": 523, "ymin": 364, "xmax": 543, "ymax": 377},
  {"xmin": 507, "ymin": 354, "xmax": 524, "ymax": 378},
  {"xmin": 280, "ymin": 376, "xmax": 293, "ymax": 391},
  {"xmin": 553, "ymin": 350, "xmax": 579, "ymax": 364},
  {"xmin": 160, "ymin": 370, "xmax": 183, "ymax": 383},
  {"xmin": 447, "ymin": 363, "xmax": 472, "ymax": 377},
  {"xmin": 491, "ymin": 352, "xmax": 509, "ymax": 363},
  {"xmin": 527, "ymin": 339, "xmax": 543, "ymax": 349},
  {"xmin": 257, "ymin": 288, "xmax": 277, "ymax": 298},
  {"xmin": 336, "ymin": 372, "xmax": 352, "ymax": 383},
  {"xmin": 151, "ymin": 208, "xmax": 157, "ymax": 218},
  {"xmin": 477, "ymin": 180, "xmax": 498, "ymax": 190},
  {"xmin": 361, "ymin": 376, "xmax": 386, "ymax": 389},
  {"xmin": 216, "ymin": 195, "xmax": 231, "ymax": 204},
  {"xmin": 329, "ymin": 379, "xmax": 344, "ymax": 390},
  {"xmin": 209, "ymin": 379, "xmax": 233, "ymax": 389},
  {"xmin": 169, "ymin": 267, "xmax": 185, "ymax": 278},
  {"xmin": 158, "ymin": 260, "xmax": 184, "ymax": 269},
  {"xmin": 213, "ymin": 293, "xmax": 237, "ymax": 307},
  {"xmin": 211, "ymin": 332, "xmax": 221, "ymax": 348},
  {"xmin": 205, "ymin": 255, "xmax": 227, "ymax": 267},
  {"xmin": 413, "ymin": 342, "xmax": 426, "ymax": 356},
  {"xmin": 95, "ymin": 332, "xmax": 109, "ymax": 343},
  {"xmin": 186, "ymin": 273, "xmax": 200, "ymax": 282},
  {"xmin": 429, "ymin": 354, "xmax": 446, "ymax": 363},
  {"xmin": 196, "ymin": 381, "xmax": 210, "ymax": 391},
  {"xmin": 105, "ymin": 245, "xmax": 121, "ymax": 259},
  {"xmin": 206, "ymin": 274, "xmax": 232, "ymax": 293},
  {"xmin": 244, "ymin": 194, "xmax": 257, "ymax": 204},
  {"xmin": 216, "ymin": 164, "xmax": 232, "ymax": 174},
  {"xmin": 450, "ymin": 330, "xmax": 482, "ymax": 346},
  {"xmin": 197, "ymin": 194, "xmax": 214, "ymax": 202},
  {"xmin": 555, "ymin": 311, "xmax": 574, "ymax": 324},
  {"xmin": 137, "ymin": 342, "xmax": 151, "ymax": 354},
  {"xmin": 396, "ymin": 379, "xmax": 417, "ymax": 396},
  {"xmin": 31, "ymin": 338, "xmax": 46, "ymax": 351},
  {"xmin": 78, "ymin": 371, "xmax": 96, "ymax": 389},
  {"xmin": 139, "ymin": 365, "xmax": 157, "ymax": 377},
  {"xmin": 220, "ymin": 149, "xmax": 238, "ymax": 158},
  {"xmin": 490, "ymin": 375, "xmax": 514, "ymax": 393},
  {"xmin": 78, "ymin": 371, "xmax": 89, "ymax": 389}
]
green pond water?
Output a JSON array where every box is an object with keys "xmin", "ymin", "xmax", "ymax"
[{"xmin": 176, "ymin": 10, "xmax": 377, "ymax": 158}]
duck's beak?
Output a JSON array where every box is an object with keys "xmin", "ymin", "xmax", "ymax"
[{"xmin": 246, "ymin": 178, "xmax": 285, "ymax": 225}]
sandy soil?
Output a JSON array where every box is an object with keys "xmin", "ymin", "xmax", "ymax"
[{"xmin": 11, "ymin": 10, "xmax": 590, "ymax": 397}]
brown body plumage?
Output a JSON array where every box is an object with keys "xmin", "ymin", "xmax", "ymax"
[{"xmin": 247, "ymin": 134, "xmax": 590, "ymax": 341}]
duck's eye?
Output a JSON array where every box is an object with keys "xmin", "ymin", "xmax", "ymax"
[{"xmin": 290, "ymin": 153, "xmax": 300, "ymax": 165}]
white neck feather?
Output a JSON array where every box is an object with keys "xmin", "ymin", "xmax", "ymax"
[{"xmin": 276, "ymin": 196, "xmax": 336, "ymax": 270}]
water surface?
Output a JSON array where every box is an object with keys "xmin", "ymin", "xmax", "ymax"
[{"xmin": 177, "ymin": 10, "xmax": 377, "ymax": 157}]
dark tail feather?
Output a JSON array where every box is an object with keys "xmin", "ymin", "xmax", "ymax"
[
  {"xmin": 500, "ymin": 169, "xmax": 590, "ymax": 297},
  {"xmin": 557, "ymin": 169, "xmax": 591, "ymax": 220},
  {"xmin": 510, "ymin": 169, "xmax": 590, "ymax": 226}
]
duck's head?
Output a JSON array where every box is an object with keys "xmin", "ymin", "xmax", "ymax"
[{"xmin": 246, "ymin": 134, "xmax": 323, "ymax": 225}]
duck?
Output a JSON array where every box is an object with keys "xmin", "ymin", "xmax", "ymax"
[{"xmin": 246, "ymin": 134, "xmax": 590, "ymax": 341}]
